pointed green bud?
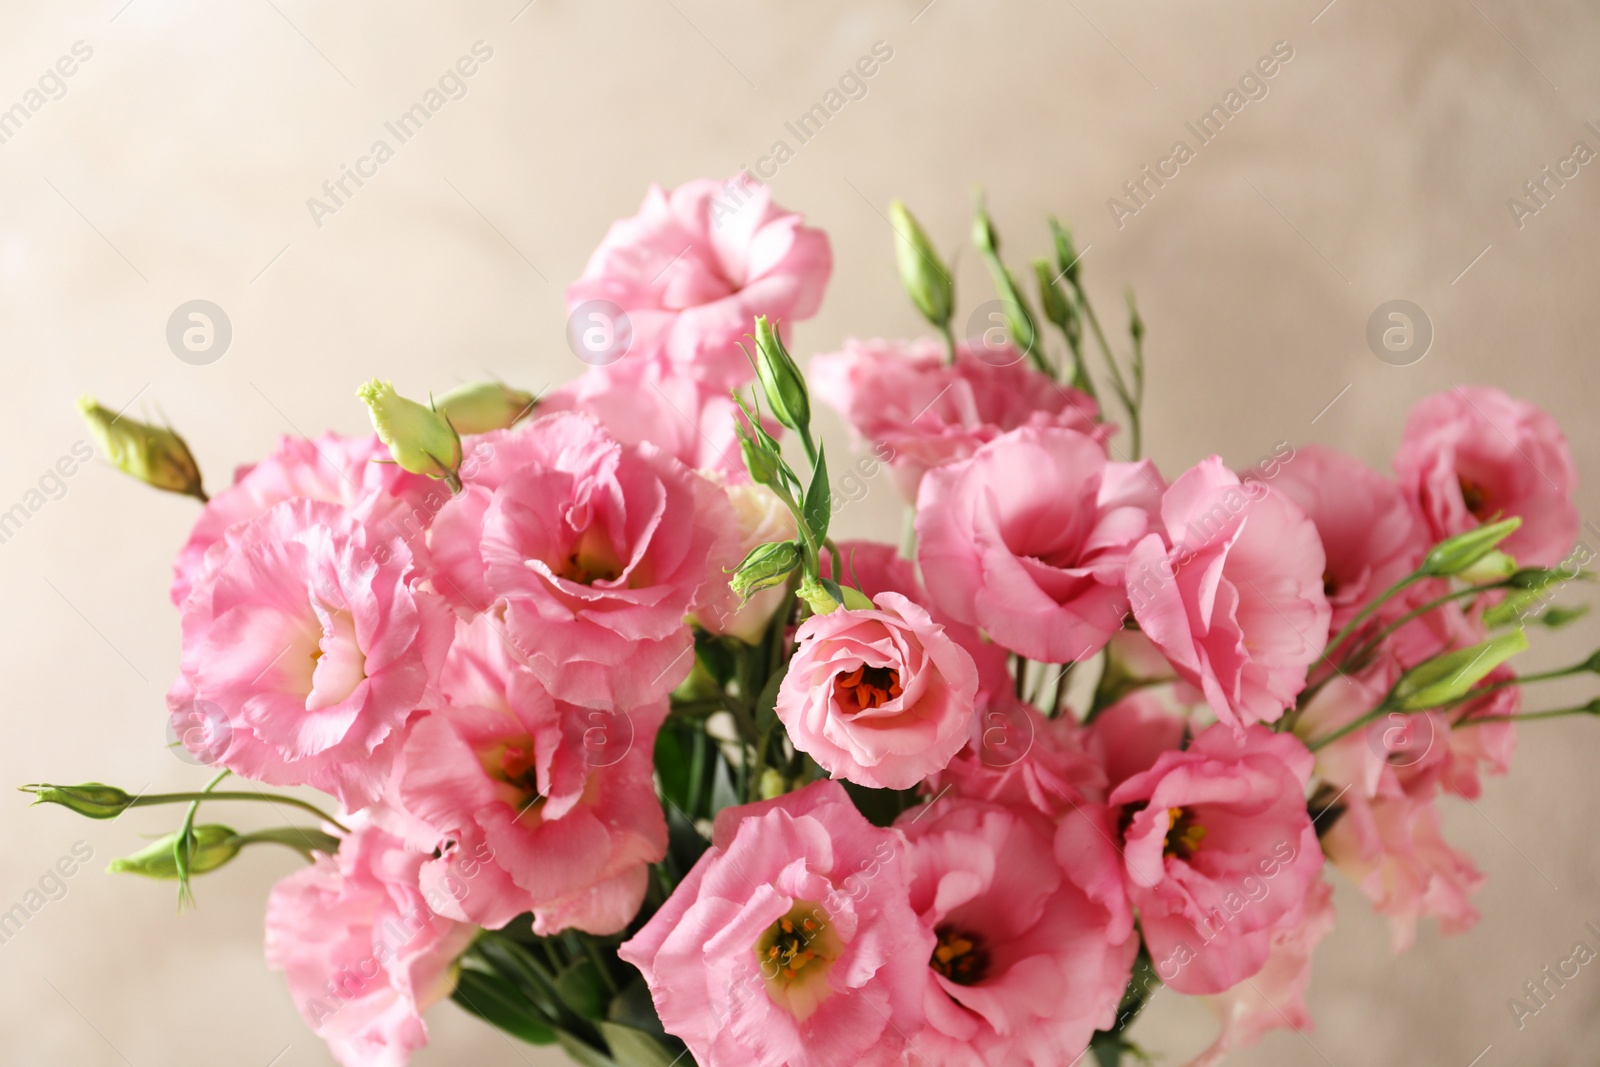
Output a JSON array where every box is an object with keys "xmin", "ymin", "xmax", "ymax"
[
  {"xmin": 797, "ymin": 575, "xmax": 842, "ymax": 615},
  {"xmin": 1390, "ymin": 628, "xmax": 1529, "ymax": 711},
  {"xmin": 1457, "ymin": 549, "xmax": 1518, "ymax": 583},
  {"xmin": 738, "ymin": 429, "xmax": 783, "ymax": 492},
  {"xmin": 21, "ymin": 782, "xmax": 135, "ymax": 819},
  {"xmin": 752, "ymin": 317, "xmax": 810, "ymax": 434},
  {"xmin": 357, "ymin": 379, "xmax": 463, "ymax": 480},
  {"xmin": 1033, "ymin": 258, "xmax": 1072, "ymax": 331},
  {"xmin": 1483, "ymin": 589, "xmax": 1547, "ymax": 628},
  {"xmin": 1049, "ymin": 218, "xmax": 1082, "ymax": 285},
  {"xmin": 1537, "ymin": 605, "xmax": 1591, "ymax": 629},
  {"xmin": 77, "ymin": 398, "xmax": 206, "ymax": 500},
  {"xmin": 109, "ymin": 825, "xmax": 240, "ymax": 880},
  {"xmin": 971, "ymin": 196, "xmax": 999, "ymax": 255},
  {"xmin": 434, "ymin": 381, "xmax": 537, "ymax": 434},
  {"xmin": 1419, "ymin": 518, "xmax": 1522, "ymax": 577},
  {"xmin": 730, "ymin": 540, "xmax": 802, "ymax": 599},
  {"xmin": 1126, "ymin": 289, "xmax": 1145, "ymax": 342},
  {"xmin": 758, "ymin": 768, "xmax": 788, "ymax": 800},
  {"xmin": 839, "ymin": 585, "xmax": 874, "ymax": 611},
  {"xmin": 888, "ymin": 200, "xmax": 953, "ymax": 328}
]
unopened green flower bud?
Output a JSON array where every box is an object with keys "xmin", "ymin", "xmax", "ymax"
[
  {"xmin": 758, "ymin": 768, "xmax": 788, "ymax": 801},
  {"xmin": 839, "ymin": 586, "xmax": 874, "ymax": 611},
  {"xmin": 752, "ymin": 317, "xmax": 809, "ymax": 434},
  {"xmin": 1127, "ymin": 290, "xmax": 1145, "ymax": 342},
  {"xmin": 1483, "ymin": 589, "xmax": 1546, "ymax": 628},
  {"xmin": 1420, "ymin": 518, "xmax": 1522, "ymax": 578},
  {"xmin": 889, "ymin": 200, "xmax": 953, "ymax": 329},
  {"xmin": 77, "ymin": 398, "xmax": 206, "ymax": 500},
  {"xmin": 434, "ymin": 380, "xmax": 537, "ymax": 434},
  {"xmin": 1457, "ymin": 549, "xmax": 1518, "ymax": 583},
  {"xmin": 1033, "ymin": 258, "xmax": 1072, "ymax": 329},
  {"xmin": 739, "ymin": 431, "xmax": 784, "ymax": 491},
  {"xmin": 21, "ymin": 782, "xmax": 134, "ymax": 819},
  {"xmin": 797, "ymin": 575, "xmax": 841, "ymax": 616},
  {"xmin": 1390, "ymin": 628, "xmax": 1529, "ymax": 711},
  {"xmin": 730, "ymin": 540, "xmax": 802, "ymax": 599},
  {"xmin": 1049, "ymin": 218, "xmax": 1082, "ymax": 285},
  {"xmin": 356, "ymin": 379, "xmax": 462, "ymax": 480},
  {"xmin": 109, "ymin": 825, "xmax": 240, "ymax": 880}
]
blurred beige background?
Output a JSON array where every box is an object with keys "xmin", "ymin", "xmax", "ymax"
[{"xmin": 2, "ymin": 0, "xmax": 1598, "ymax": 1064}]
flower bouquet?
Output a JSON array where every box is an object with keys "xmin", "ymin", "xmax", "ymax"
[{"xmin": 30, "ymin": 176, "xmax": 1595, "ymax": 1067}]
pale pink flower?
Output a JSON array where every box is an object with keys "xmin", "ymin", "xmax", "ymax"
[
  {"xmin": 776, "ymin": 592, "xmax": 980, "ymax": 790},
  {"xmin": 379, "ymin": 614, "xmax": 667, "ymax": 935},
  {"xmin": 1109, "ymin": 724, "xmax": 1323, "ymax": 995},
  {"xmin": 810, "ymin": 338, "xmax": 1104, "ymax": 500},
  {"xmin": 618, "ymin": 781, "xmax": 932, "ymax": 1067},
  {"xmin": 428, "ymin": 411, "xmax": 735, "ymax": 708},
  {"xmin": 567, "ymin": 176, "xmax": 831, "ymax": 386},
  {"xmin": 1265, "ymin": 444, "xmax": 1425, "ymax": 633},
  {"xmin": 264, "ymin": 822, "xmax": 476, "ymax": 1067},
  {"xmin": 1127, "ymin": 457, "xmax": 1331, "ymax": 729},
  {"xmin": 1394, "ymin": 385, "xmax": 1578, "ymax": 567},
  {"xmin": 1321, "ymin": 790, "xmax": 1483, "ymax": 952},
  {"xmin": 539, "ymin": 357, "xmax": 753, "ymax": 479},
  {"xmin": 917, "ymin": 427, "xmax": 1162, "ymax": 664},
  {"xmin": 698, "ymin": 478, "xmax": 800, "ymax": 643},
  {"xmin": 173, "ymin": 433, "xmax": 439, "ymax": 605},
  {"xmin": 1187, "ymin": 878, "xmax": 1336, "ymax": 1067},
  {"xmin": 896, "ymin": 798, "xmax": 1138, "ymax": 1066},
  {"xmin": 167, "ymin": 500, "xmax": 452, "ymax": 810}
]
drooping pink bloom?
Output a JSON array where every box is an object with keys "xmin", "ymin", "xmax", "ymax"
[
  {"xmin": 809, "ymin": 338, "xmax": 1105, "ymax": 500},
  {"xmin": 1394, "ymin": 385, "xmax": 1579, "ymax": 567},
  {"xmin": 428, "ymin": 411, "xmax": 736, "ymax": 708},
  {"xmin": 775, "ymin": 592, "xmax": 979, "ymax": 790},
  {"xmin": 539, "ymin": 357, "xmax": 754, "ymax": 479},
  {"xmin": 1127, "ymin": 457, "xmax": 1331, "ymax": 729},
  {"xmin": 172, "ymin": 433, "xmax": 439, "ymax": 606},
  {"xmin": 618, "ymin": 781, "xmax": 932, "ymax": 1067},
  {"xmin": 1186, "ymin": 877, "xmax": 1336, "ymax": 1067},
  {"xmin": 1108, "ymin": 724, "xmax": 1323, "ymax": 995},
  {"xmin": 379, "ymin": 614, "xmax": 667, "ymax": 935},
  {"xmin": 896, "ymin": 798, "xmax": 1137, "ymax": 1066},
  {"xmin": 1265, "ymin": 444, "xmax": 1425, "ymax": 633},
  {"xmin": 567, "ymin": 176, "xmax": 831, "ymax": 386},
  {"xmin": 1321, "ymin": 790, "xmax": 1483, "ymax": 952},
  {"xmin": 167, "ymin": 500, "xmax": 452, "ymax": 810},
  {"xmin": 917, "ymin": 427, "xmax": 1162, "ymax": 664},
  {"xmin": 929, "ymin": 695, "xmax": 1106, "ymax": 817},
  {"xmin": 264, "ymin": 822, "xmax": 476, "ymax": 1067}
]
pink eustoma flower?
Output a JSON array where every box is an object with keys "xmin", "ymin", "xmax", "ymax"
[
  {"xmin": 618, "ymin": 781, "xmax": 932, "ymax": 1067},
  {"xmin": 1265, "ymin": 444, "xmax": 1425, "ymax": 633},
  {"xmin": 917, "ymin": 426, "xmax": 1162, "ymax": 664},
  {"xmin": 264, "ymin": 822, "xmax": 476, "ymax": 1067},
  {"xmin": 928, "ymin": 695, "xmax": 1107, "ymax": 817},
  {"xmin": 1108, "ymin": 723, "xmax": 1323, "ymax": 995},
  {"xmin": 172, "ymin": 432, "xmax": 439, "ymax": 606},
  {"xmin": 380, "ymin": 614, "xmax": 667, "ymax": 935},
  {"xmin": 428, "ymin": 411, "xmax": 735, "ymax": 709},
  {"xmin": 810, "ymin": 338, "xmax": 1104, "ymax": 500},
  {"xmin": 567, "ymin": 176, "xmax": 831, "ymax": 386},
  {"xmin": 775, "ymin": 592, "xmax": 980, "ymax": 790},
  {"xmin": 167, "ymin": 499, "xmax": 452, "ymax": 810},
  {"xmin": 1127, "ymin": 457, "xmax": 1331, "ymax": 729},
  {"xmin": 1394, "ymin": 385, "xmax": 1579, "ymax": 567},
  {"xmin": 896, "ymin": 797, "xmax": 1137, "ymax": 1067}
]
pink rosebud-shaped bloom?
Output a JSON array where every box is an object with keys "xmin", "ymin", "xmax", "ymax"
[
  {"xmin": 1394, "ymin": 386, "xmax": 1578, "ymax": 567},
  {"xmin": 1266, "ymin": 444, "xmax": 1426, "ymax": 633},
  {"xmin": 811, "ymin": 338, "xmax": 1105, "ymax": 500},
  {"xmin": 265, "ymin": 822, "xmax": 476, "ymax": 1067},
  {"xmin": 776, "ymin": 592, "xmax": 980, "ymax": 790},
  {"xmin": 429, "ymin": 411, "xmax": 735, "ymax": 708},
  {"xmin": 1128, "ymin": 457, "xmax": 1331, "ymax": 729},
  {"xmin": 173, "ymin": 433, "xmax": 441, "ymax": 606},
  {"xmin": 896, "ymin": 798, "xmax": 1137, "ymax": 1066},
  {"xmin": 929, "ymin": 695, "xmax": 1107, "ymax": 816},
  {"xmin": 167, "ymin": 500, "xmax": 452, "ymax": 810},
  {"xmin": 1108, "ymin": 724, "xmax": 1323, "ymax": 995},
  {"xmin": 618, "ymin": 781, "xmax": 932, "ymax": 1067},
  {"xmin": 540, "ymin": 357, "xmax": 755, "ymax": 479},
  {"xmin": 1321, "ymin": 790, "xmax": 1483, "ymax": 952},
  {"xmin": 380, "ymin": 614, "xmax": 667, "ymax": 935},
  {"xmin": 1186, "ymin": 877, "xmax": 1336, "ymax": 1067},
  {"xmin": 567, "ymin": 176, "xmax": 831, "ymax": 386},
  {"xmin": 918, "ymin": 427, "xmax": 1162, "ymax": 664}
]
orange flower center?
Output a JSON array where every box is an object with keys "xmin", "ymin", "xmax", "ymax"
[
  {"xmin": 834, "ymin": 664, "xmax": 903, "ymax": 712},
  {"xmin": 1459, "ymin": 476, "xmax": 1493, "ymax": 520},
  {"xmin": 930, "ymin": 924, "xmax": 990, "ymax": 985}
]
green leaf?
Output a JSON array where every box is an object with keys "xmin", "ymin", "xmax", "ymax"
[
  {"xmin": 841, "ymin": 781, "xmax": 922, "ymax": 828},
  {"xmin": 452, "ymin": 968, "xmax": 557, "ymax": 1045},
  {"xmin": 802, "ymin": 444, "xmax": 830, "ymax": 544},
  {"xmin": 598, "ymin": 1022, "xmax": 685, "ymax": 1067},
  {"xmin": 555, "ymin": 959, "xmax": 607, "ymax": 1021},
  {"xmin": 1538, "ymin": 604, "xmax": 1590, "ymax": 628},
  {"xmin": 653, "ymin": 723, "xmax": 693, "ymax": 813},
  {"xmin": 710, "ymin": 751, "xmax": 740, "ymax": 815},
  {"xmin": 608, "ymin": 976, "xmax": 668, "ymax": 1035},
  {"xmin": 556, "ymin": 1031, "xmax": 620, "ymax": 1067}
]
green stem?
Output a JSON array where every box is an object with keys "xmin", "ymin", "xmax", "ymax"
[
  {"xmin": 937, "ymin": 321, "xmax": 957, "ymax": 365},
  {"xmin": 129, "ymin": 790, "xmax": 350, "ymax": 833},
  {"xmin": 230, "ymin": 826, "xmax": 343, "ymax": 860},
  {"xmin": 1322, "ymin": 574, "xmax": 1422, "ymax": 662},
  {"xmin": 1342, "ymin": 580, "xmax": 1511, "ymax": 667},
  {"xmin": 1454, "ymin": 702, "xmax": 1600, "ymax": 727},
  {"xmin": 175, "ymin": 769, "xmax": 230, "ymax": 907},
  {"xmin": 1072, "ymin": 284, "xmax": 1139, "ymax": 457}
]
